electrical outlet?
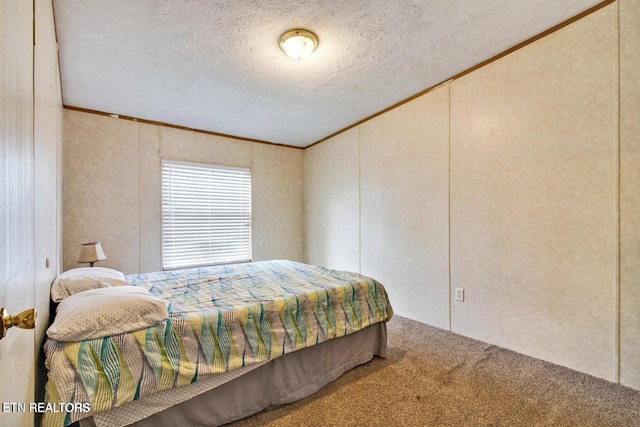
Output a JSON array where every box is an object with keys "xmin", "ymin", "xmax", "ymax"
[{"xmin": 454, "ymin": 287, "xmax": 464, "ymax": 302}]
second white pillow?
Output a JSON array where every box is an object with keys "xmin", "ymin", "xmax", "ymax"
[{"xmin": 47, "ymin": 286, "xmax": 169, "ymax": 342}]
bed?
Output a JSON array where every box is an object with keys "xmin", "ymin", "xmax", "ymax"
[{"xmin": 43, "ymin": 260, "xmax": 393, "ymax": 427}]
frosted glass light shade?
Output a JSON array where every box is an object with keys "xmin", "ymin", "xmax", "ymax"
[{"xmin": 280, "ymin": 29, "xmax": 318, "ymax": 60}]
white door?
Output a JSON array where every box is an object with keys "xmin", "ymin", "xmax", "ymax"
[{"xmin": 0, "ymin": 1, "xmax": 36, "ymax": 426}]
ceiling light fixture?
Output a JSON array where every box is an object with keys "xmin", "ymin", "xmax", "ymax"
[{"xmin": 279, "ymin": 29, "xmax": 318, "ymax": 60}]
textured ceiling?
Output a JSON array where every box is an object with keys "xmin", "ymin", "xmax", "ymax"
[{"xmin": 53, "ymin": 0, "xmax": 604, "ymax": 147}]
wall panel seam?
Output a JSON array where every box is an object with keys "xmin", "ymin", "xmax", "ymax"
[
  {"xmin": 448, "ymin": 83, "xmax": 452, "ymax": 332},
  {"xmin": 138, "ymin": 123, "xmax": 142, "ymax": 273},
  {"xmin": 358, "ymin": 126, "xmax": 362, "ymax": 274},
  {"xmin": 614, "ymin": 0, "xmax": 621, "ymax": 385}
]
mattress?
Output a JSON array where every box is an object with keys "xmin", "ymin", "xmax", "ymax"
[{"xmin": 43, "ymin": 260, "xmax": 393, "ymax": 427}]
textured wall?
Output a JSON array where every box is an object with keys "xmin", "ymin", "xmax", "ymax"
[
  {"xmin": 304, "ymin": 128, "xmax": 360, "ymax": 272},
  {"xmin": 619, "ymin": 0, "xmax": 640, "ymax": 390},
  {"xmin": 360, "ymin": 86, "xmax": 450, "ymax": 329},
  {"xmin": 63, "ymin": 112, "xmax": 140, "ymax": 273},
  {"xmin": 304, "ymin": 2, "xmax": 638, "ymax": 387},
  {"xmin": 449, "ymin": 4, "xmax": 618, "ymax": 381},
  {"xmin": 250, "ymin": 142, "xmax": 305, "ymax": 263},
  {"xmin": 63, "ymin": 111, "xmax": 304, "ymax": 274}
]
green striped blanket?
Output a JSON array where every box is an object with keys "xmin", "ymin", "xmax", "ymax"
[{"xmin": 43, "ymin": 260, "xmax": 393, "ymax": 426}]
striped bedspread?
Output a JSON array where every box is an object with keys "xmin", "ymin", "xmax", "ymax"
[{"xmin": 43, "ymin": 260, "xmax": 393, "ymax": 426}]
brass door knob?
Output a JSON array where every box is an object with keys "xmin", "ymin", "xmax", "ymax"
[{"xmin": 0, "ymin": 308, "xmax": 36, "ymax": 340}]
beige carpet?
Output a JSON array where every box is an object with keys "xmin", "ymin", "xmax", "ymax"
[{"xmin": 228, "ymin": 315, "xmax": 640, "ymax": 426}]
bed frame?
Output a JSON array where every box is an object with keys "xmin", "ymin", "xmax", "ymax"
[{"xmin": 78, "ymin": 321, "xmax": 387, "ymax": 427}]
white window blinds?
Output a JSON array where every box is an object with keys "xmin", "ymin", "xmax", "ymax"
[{"xmin": 162, "ymin": 160, "xmax": 251, "ymax": 270}]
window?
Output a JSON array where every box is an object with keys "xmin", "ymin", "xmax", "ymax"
[{"xmin": 162, "ymin": 160, "xmax": 251, "ymax": 270}]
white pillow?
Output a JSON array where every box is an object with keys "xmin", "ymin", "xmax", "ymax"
[
  {"xmin": 50, "ymin": 267, "xmax": 129, "ymax": 302},
  {"xmin": 46, "ymin": 286, "xmax": 168, "ymax": 342}
]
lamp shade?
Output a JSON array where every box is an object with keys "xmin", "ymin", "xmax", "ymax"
[{"xmin": 78, "ymin": 242, "xmax": 107, "ymax": 266}]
